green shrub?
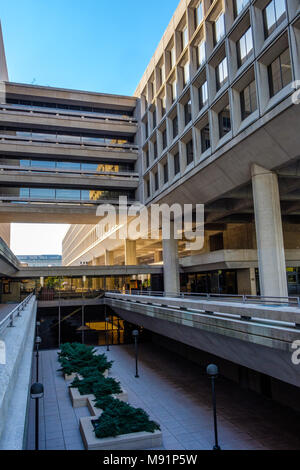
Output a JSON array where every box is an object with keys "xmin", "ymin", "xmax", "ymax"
[
  {"xmin": 57, "ymin": 343, "xmax": 112, "ymax": 375},
  {"xmin": 92, "ymin": 397, "xmax": 160, "ymax": 438},
  {"xmin": 71, "ymin": 373, "xmax": 121, "ymax": 397}
]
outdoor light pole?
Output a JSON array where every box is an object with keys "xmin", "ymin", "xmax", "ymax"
[
  {"xmin": 207, "ymin": 364, "xmax": 221, "ymax": 451},
  {"xmin": 35, "ymin": 336, "xmax": 42, "ymax": 382},
  {"xmin": 105, "ymin": 316, "xmax": 110, "ymax": 351},
  {"xmin": 30, "ymin": 383, "xmax": 44, "ymax": 451},
  {"xmin": 132, "ymin": 330, "xmax": 139, "ymax": 378}
]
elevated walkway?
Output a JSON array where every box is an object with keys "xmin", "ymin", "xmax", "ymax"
[{"xmin": 105, "ymin": 292, "xmax": 300, "ymax": 388}]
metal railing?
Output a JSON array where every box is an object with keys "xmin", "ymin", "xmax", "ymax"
[
  {"xmin": 0, "ymin": 237, "xmax": 20, "ymax": 269},
  {"xmin": 0, "ymin": 103, "xmax": 137, "ymax": 124},
  {"xmin": 0, "ymin": 292, "xmax": 35, "ymax": 335},
  {"xmin": 105, "ymin": 289, "xmax": 300, "ymax": 307},
  {"xmin": 0, "ymin": 164, "xmax": 139, "ymax": 179}
]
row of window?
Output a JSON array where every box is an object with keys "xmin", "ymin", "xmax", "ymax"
[
  {"xmin": 5, "ymin": 98, "xmax": 134, "ymax": 118},
  {"xmin": 0, "ymin": 187, "xmax": 135, "ymax": 201},
  {"xmin": 0, "ymin": 127, "xmax": 134, "ymax": 145},
  {"xmin": 144, "ymin": 44, "xmax": 293, "ymax": 170},
  {"xmin": 7, "ymin": 159, "xmax": 133, "ymax": 173}
]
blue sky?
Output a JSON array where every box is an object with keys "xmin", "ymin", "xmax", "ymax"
[
  {"xmin": 1, "ymin": 0, "xmax": 179, "ymax": 95},
  {"xmin": 3, "ymin": 0, "xmax": 179, "ymax": 254}
]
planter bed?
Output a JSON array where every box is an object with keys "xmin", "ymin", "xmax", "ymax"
[
  {"xmin": 79, "ymin": 416, "xmax": 162, "ymax": 450},
  {"xmin": 70, "ymin": 386, "xmax": 127, "ymax": 409},
  {"xmin": 64, "ymin": 369, "xmax": 108, "ymax": 381}
]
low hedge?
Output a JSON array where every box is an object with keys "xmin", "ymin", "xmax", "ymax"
[
  {"xmin": 92, "ymin": 396, "xmax": 160, "ymax": 438},
  {"xmin": 57, "ymin": 342, "xmax": 112, "ymax": 376},
  {"xmin": 71, "ymin": 373, "xmax": 122, "ymax": 397}
]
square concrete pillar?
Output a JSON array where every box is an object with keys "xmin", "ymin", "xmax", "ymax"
[
  {"xmin": 105, "ymin": 250, "xmax": 114, "ymax": 290},
  {"xmin": 252, "ymin": 164, "xmax": 288, "ymax": 298},
  {"xmin": 124, "ymin": 240, "xmax": 137, "ymax": 265},
  {"xmin": 162, "ymin": 223, "xmax": 180, "ymax": 295}
]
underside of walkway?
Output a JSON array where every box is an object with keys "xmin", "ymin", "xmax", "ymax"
[{"xmin": 26, "ymin": 343, "xmax": 300, "ymax": 450}]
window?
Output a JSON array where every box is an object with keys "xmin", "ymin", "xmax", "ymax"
[
  {"xmin": 263, "ymin": 0, "xmax": 286, "ymax": 38},
  {"xmin": 184, "ymin": 100, "xmax": 192, "ymax": 126},
  {"xmin": 197, "ymin": 41, "xmax": 206, "ymax": 68},
  {"xmin": 195, "ymin": 2, "xmax": 203, "ymax": 27},
  {"xmin": 161, "ymin": 95, "xmax": 166, "ymax": 116},
  {"xmin": 214, "ymin": 13, "xmax": 225, "ymax": 46},
  {"xmin": 216, "ymin": 57, "xmax": 228, "ymax": 91},
  {"xmin": 219, "ymin": 105, "xmax": 231, "ymax": 138},
  {"xmin": 154, "ymin": 171, "xmax": 159, "ymax": 191},
  {"xmin": 153, "ymin": 109, "xmax": 157, "ymax": 129},
  {"xmin": 172, "ymin": 116, "xmax": 178, "ymax": 139},
  {"xmin": 183, "ymin": 62, "xmax": 190, "ymax": 87},
  {"xmin": 153, "ymin": 141, "xmax": 158, "ymax": 159},
  {"xmin": 199, "ymin": 81, "xmax": 208, "ymax": 108},
  {"xmin": 268, "ymin": 48, "xmax": 292, "ymax": 97},
  {"xmin": 171, "ymin": 80, "xmax": 177, "ymax": 102},
  {"xmin": 234, "ymin": 0, "xmax": 249, "ymax": 18},
  {"xmin": 162, "ymin": 129, "xmax": 167, "ymax": 149},
  {"xmin": 146, "ymin": 179, "xmax": 151, "ymax": 198},
  {"xmin": 160, "ymin": 64, "xmax": 165, "ymax": 85},
  {"xmin": 241, "ymin": 80, "xmax": 257, "ymax": 120},
  {"xmin": 186, "ymin": 139, "xmax": 194, "ymax": 165},
  {"xmin": 145, "ymin": 122, "xmax": 148, "ymax": 140},
  {"xmin": 163, "ymin": 162, "xmax": 168, "ymax": 184},
  {"xmin": 174, "ymin": 152, "xmax": 180, "ymax": 175},
  {"xmin": 145, "ymin": 150, "xmax": 150, "ymax": 168},
  {"xmin": 170, "ymin": 47, "xmax": 176, "ymax": 69},
  {"xmin": 182, "ymin": 27, "xmax": 188, "ymax": 50},
  {"xmin": 201, "ymin": 125, "xmax": 211, "ymax": 152},
  {"xmin": 237, "ymin": 28, "xmax": 253, "ymax": 68}
]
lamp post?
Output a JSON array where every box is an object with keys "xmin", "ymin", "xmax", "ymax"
[
  {"xmin": 132, "ymin": 329, "xmax": 139, "ymax": 378},
  {"xmin": 30, "ymin": 382, "xmax": 44, "ymax": 451},
  {"xmin": 35, "ymin": 336, "xmax": 42, "ymax": 382},
  {"xmin": 207, "ymin": 364, "xmax": 221, "ymax": 451},
  {"xmin": 105, "ymin": 316, "xmax": 110, "ymax": 351}
]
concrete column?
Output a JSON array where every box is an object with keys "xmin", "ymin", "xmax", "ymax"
[
  {"xmin": 237, "ymin": 268, "xmax": 257, "ymax": 296},
  {"xmin": 162, "ymin": 223, "xmax": 180, "ymax": 295},
  {"xmin": 40, "ymin": 277, "xmax": 44, "ymax": 288},
  {"xmin": 124, "ymin": 240, "xmax": 137, "ymax": 265},
  {"xmin": 252, "ymin": 164, "xmax": 288, "ymax": 298},
  {"xmin": 105, "ymin": 250, "xmax": 114, "ymax": 266},
  {"xmin": 105, "ymin": 250, "xmax": 114, "ymax": 290}
]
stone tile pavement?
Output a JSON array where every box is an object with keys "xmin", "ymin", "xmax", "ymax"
[{"xmin": 26, "ymin": 343, "xmax": 300, "ymax": 450}]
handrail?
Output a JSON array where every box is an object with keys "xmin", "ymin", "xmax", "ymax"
[
  {"xmin": 0, "ymin": 237, "xmax": 20, "ymax": 268},
  {"xmin": 0, "ymin": 103, "xmax": 137, "ymax": 124},
  {"xmin": 0, "ymin": 164, "xmax": 139, "ymax": 178},
  {"xmin": 0, "ymin": 196, "xmax": 137, "ymax": 205},
  {"xmin": 105, "ymin": 289, "xmax": 300, "ymax": 307},
  {"xmin": 0, "ymin": 133, "xmax": 139, "ymax": 151},
  {"xmin": 0, "ymin": 292, "xmax": 35, "ymax": 335}
]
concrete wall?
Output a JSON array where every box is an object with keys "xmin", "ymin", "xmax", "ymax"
[
  {"xmin": 151, "ymin": 333, "xmax": 300, "ymax": 413},
  {"xmin": 0, "ymin": 297, "xmax": 37, "ymax": 449},
  {"xmin": 0, "ymin": 224, "xmax": 10, "ymax": 247}
]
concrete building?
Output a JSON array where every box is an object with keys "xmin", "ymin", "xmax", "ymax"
[
  {"xmin": 0, "ymin": 3, "xmax": 300, "ymax": 450},
  {"xmin": 62, "ymin": 0, "xmax": 300, "ymax": 299},
  {"xmin": 17, "ymin": 255, "xmax": 62, "ymax": 267}
]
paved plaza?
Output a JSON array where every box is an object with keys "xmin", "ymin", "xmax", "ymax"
[{"xmin": 26, "ymin": 343, "xmax": 300, "ymax": 450}]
